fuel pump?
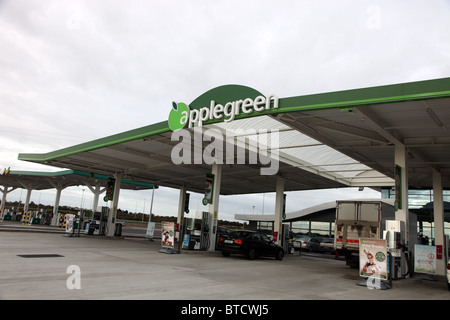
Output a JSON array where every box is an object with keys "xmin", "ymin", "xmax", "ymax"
[
  {"xmin": 200, "ymin": 211, "xmax": 212, "ymax": 250},
  {"xmin": 99, "ymin": 206, "xmax": 108, "ymax": 235},
  {"xmin": 281, "ymin": 224, "xmax": 290, "ymax": 253},
  {"xmin": 384, "ymin": 220, "xmax": 410, "ymax": 279},
  {"xmin": 88, "ymin": 207, "xmax": 108, "ymax": 236},
  {"xmin": 182, "ymin": 217, "xmax": 193, "ymax": 249},
  {"xmin": 39, "ymin": 209, "xmax": 51, "ymax": 225},
  {"xmin": 182, "ymin": 211, "xmax": 212, "ymax": 251}
]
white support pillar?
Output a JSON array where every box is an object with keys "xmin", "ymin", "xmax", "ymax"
[
  {"xmin": 51, "ymin": 187, "xmax": 63, "ymax": 226},
  {"xmin": 85, "ymin": 182, "xmax": 105, "ymax": 212},
  {"xmin": 274, "ymin": 176, "xmax": 285, "ymax": 245},
  {"xmin": 394, "ymin": 145, "xmax": 410, "ymax": 247},
  {"xmin": 47, "ymin": 180, "xmax": 69, "ymax": 226},
  {"xmin": 23, "ymin": 188, "xmax": 33, "ymax": 213},
  {"xmin": 208, "ymin": 163, "xmax": 222, "ymax": 251},
  {"xmin": 176, "ymin": 186, "xmax": 186, "ymax": 247},
  {"xmin": 433, "ymin": 169, "xmax": 445, "ymax": 276},
  {"xmin": 176, "ymin": 186, "xmax": 186, "ymax": 226},
  {"xmin": 0, "ymin": 188, "xmax": 6, "ymax": 218},
  {"xmin": 149, "ymin": 185, "xmax": 155, "ymax": 222},
  {"xmin": 92, "ymin": 187, "xmax": 102, "ymax": 212},
  {"xmin": 106, "ymin": 173, "xmax": 122, "ymax": 237},
  {"xmin": 0, "ymin": 186, "xmax": 17, "ymax": 219}
]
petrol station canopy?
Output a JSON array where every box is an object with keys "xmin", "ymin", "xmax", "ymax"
[
  {"xmin": 0, "ymin": 169, "xmax": 157, "ymax": 191},
  {"xmin": 17, "ymin": 77, "xmax": 450, "ymax": 194}
]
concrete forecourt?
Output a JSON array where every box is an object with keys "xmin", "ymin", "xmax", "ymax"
[{"xmin": 0, "ymin": 231, "xmax": 448, "ymax": 301}]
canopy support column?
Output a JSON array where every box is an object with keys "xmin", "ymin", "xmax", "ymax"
[
  {"xmin": 394, "ymin": 145, "xmax": 410, "ymax": 247},
  {"xmin": 207, "ymin": 163, "xmax": 222, "ymax": 251},
  {"xmin": 51, "ymin": 187, "xmax": 63, "ymax": 226},
  {"xmin": 176, "ymin": 186, "xmax": 186, "ymax": 226},
  {"xmin": 47, "ymin": 180, "xmax": 69, "ymax": 226},
  {"xmin": 274, "ymin": 176, "xmax": 285, "ymax": 245},
  {"xmin": 106, "ymin": 173, "xmax": 122, "ymax": 237},
  {"xmin": 23, "ymin": 188, "xmax": 32, "ymax": 213},
  {"xmin": 0, "ymin": 186, "xmax": 17, "ymax": 219},
  {"xmin": 433, "ymin": 169, "xmax": 445, "ymax": 276},
  {"xmin": 85, "ymin": 182, "xmax": 106, "ymax": 212}
]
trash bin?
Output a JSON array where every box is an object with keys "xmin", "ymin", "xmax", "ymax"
[{"xmin": 114, "ymin": 222, "xmax": 122, "ymax": 237}]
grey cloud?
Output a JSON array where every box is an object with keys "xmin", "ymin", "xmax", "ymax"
[{"xmin": 1, "ymin": 0, "xmax": 449, "ymax": 216}]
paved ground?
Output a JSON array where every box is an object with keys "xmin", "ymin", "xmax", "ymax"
[
  {"xmin": 0, "ymin": 231, "xmax": 448, "ymax": 301},
  {"xmin": 0, "ymin": 220, "xmax": 156, "ymax": 237}
]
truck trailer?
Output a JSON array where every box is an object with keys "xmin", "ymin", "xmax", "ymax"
[{"xmin": 334, "ymin": 199, "xmax": 416, "ymax": 268}]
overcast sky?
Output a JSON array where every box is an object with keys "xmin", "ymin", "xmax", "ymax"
[{"xmin": 1, "ymin": 0, "xmax": 450, "ymax": 221}]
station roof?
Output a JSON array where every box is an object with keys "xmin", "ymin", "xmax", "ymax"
[
  {"xmin": 17, "ymin": 77, "xmax": 450, "ymax": 194},
  {"xmin": 236, "ymin": 198, "xmax": 450, "ymax": 223},
  {"xmin": 235, "ymin": 198, "xmax": 396, "ymax": 223},
  {"xmin": 0, "ymin": 169, "xmax": 157, "ymax": 191}
]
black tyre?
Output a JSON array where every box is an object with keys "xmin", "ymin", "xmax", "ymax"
[
  {"xmin": 275, "ymin": 250, "xmax": 284, "ymax": 261},
  {"xmin": 247, "ymin": 248, "xmax": 256, "ymax": 260}
]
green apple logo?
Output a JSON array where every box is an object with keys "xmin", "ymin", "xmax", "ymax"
[{"xmin": 168, "ymin": 102, "xmax": 189, "ymax": 131}]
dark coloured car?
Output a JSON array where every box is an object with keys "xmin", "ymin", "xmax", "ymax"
[
  {"xmin": 215, "ymin": 226, "xmax": 231, "ymax": 250},
  {"xmin": 447, "ymin": 256, "xmax": 450, "ymax": 291},
  {"xmin": 218, "ymin": 230, "xmax": 284, "ymax": 261}
]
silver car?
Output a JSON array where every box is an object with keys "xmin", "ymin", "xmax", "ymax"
[
  {"xmin": 319, "ymin": 238, "xmax": 335, "ymax": 254},
  {"xmin": 293, "ymin": 237, "xmax": 321, "ymax": 252}
]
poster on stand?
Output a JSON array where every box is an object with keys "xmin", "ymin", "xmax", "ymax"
[
  {"xmin": 161, "ymin": 221, "xmax": 175, "ymax": 248},
  {"xmin": 146, "ymin": 222, "xmax": 155, "ymax": 239},
  {"xmin": 359, "ymin": 238, "xmax": 388, "ymax": 280},
  {"xmin": 414, "ymin": 245, "xmax": 436, "ymax": 275},
  {"xmin": 65, "ymin": 214, "xmax": 74, "ymax": 234}
]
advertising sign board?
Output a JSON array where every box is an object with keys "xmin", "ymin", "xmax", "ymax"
[
  {"xmin": 414, "ymin": 245, "xmax": 436, "ymax": 275},
  {"xmin": 359, "ymin": 238, "xmax": 388, "ymax": 280},
  {"xmin": 146, "ymin": 221, "xmax": 155, "ymax": 240},
  {"xmin": 65, "ymin": 214, "xmax": 74, "ymax": 234},
  {"xmin": 161, "ymin": 221, "xmax": 175, "ymax": 248}
]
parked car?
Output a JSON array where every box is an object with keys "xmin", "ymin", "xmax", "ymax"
[
  {"xmin": 218, "ymin": 230, "xmax": 284, "ymax": 260},
  {"xmin": 319, "ymin": 238, "xmax": 335, "ymax": 254},
  {"xmin": 447, "ymin": 256, "xmax": 450, "ymax": 291},
  {"xmin": 215, "ymin": 226, "xmax": 231, "ymax": 250},
  {"xmin": 293, "ymin": 237, "xmax": 321, "ymax": 252}
]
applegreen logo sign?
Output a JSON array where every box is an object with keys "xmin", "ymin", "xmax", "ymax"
[
  {"xmin": 167, "ymin": 94, "xmax": 281, "ymax": 176},
  {"xmin": 168, "ymin": 102, "xmax": 190, "ymax": 131},
  {"xmin": 168, "ymin": 94, "xmax": 279, "ymax": 131}
]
